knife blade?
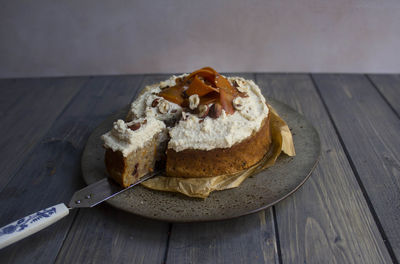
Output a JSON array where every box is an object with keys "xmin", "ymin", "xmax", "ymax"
[
  {"xmin": 69, "ymin": 170, "xmax": 160, "ymax": 208},
  {"xmin": 0, "ymin": 170, "xmax": 161, "ymax": 250}
]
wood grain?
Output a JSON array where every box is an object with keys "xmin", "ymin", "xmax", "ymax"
[
  {"xmin": 367, "ymin": 74, "xmax": 400, "ymax": 117},
  {"xmin": 256, "ymin": 74, "xmax": 392, "ymax": 264},
  {"xmin": 55, "ymin": 205, "xmax": 169, "ymax": 264},
  {"xmin": 0, "ymin": 77, "xmax": 86, "ymax": 190},
  {"xmin": 0, "ymin": 75, "xmax": 156, "ymax": 264},
  {"xmin": 313, "ymin": 74, "xmax": 400, "ymax": 261},
  {"xmin": 165, "ymin": 73, "xmax": 279, "ymax": 264},
  {"xmin": 54, "ymin": 74, "xmax": 173, "ymax": 264},
  {"xmin": 167, "ymin": 208, "xmax": 279, "ymax": 264}
]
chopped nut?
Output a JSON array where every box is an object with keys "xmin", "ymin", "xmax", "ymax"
[
  {"xmin": 158, "ymin": 100, "xmax": 170, "ymax": 114},
  {"xmin": 128, "ymin": 122, "xmax": 141, "ymax": 131},
  {"xmin": 233, "ymin": 97, "xmax": 245, "ymax": 110},
  {"xmin": 142, "ymin": 119, "xmax": 147, "ymax": 125},
  {"xmin": 233, "ymin": 78, "xmax": 249, "ymax": 93},
  {"xmin": 209, "ymin": 103, "xmax": 222, "ymax": 118},
  {"xmin": 238, "ymin": 92, "xmax": 249, "ymax": 98},
  {"xmin": 151, "ymin": 99, "xmax": 159, "ymax": 107},
  {"xmin": 198, "ymin": 104, "xmax": 209, "ymax": 118},
  {"xmin": 189, "ymin": 94, "xmax": 200, "ymax": 110},
  {"xmin": 181, "ymin": 111, "xmax": 188, "ymax": 120}
]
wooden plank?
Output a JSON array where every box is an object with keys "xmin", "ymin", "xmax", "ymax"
[
  {"xmin": 256, "ymin": 74, "xmax": 393, "ymax": 264},
  {"xmin": 0, "ymin": 77, "xmax": 86, "ymax": 189},
  {"xmin": 0, "ymin": 75, "xmax": 169, "ymax": 264},
  {"xmin": 166, "ymin": 73, "xmax": 279, "ymax": 264},
  {"xmin": 367, "ymin": 74, "xmax": 400, "ymax": 117},
  {"xmin": 167, "ymin": 208, "xmax": 279, "ymax": 264},
  {"xmin": 55, "ymin": 206, "xmax": 169, "ymax": 264},
  {"xmin": 313, "ymin": 74, "xmax": 400, "ymax": 261},
  {"xmin": 54, "ymin": 74, "xmax": 172, "ymax": 264}
]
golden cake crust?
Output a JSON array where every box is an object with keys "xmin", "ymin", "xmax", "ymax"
[{"xmin": 166, "ymin": 114, "xmax": 271, "ymax": 178}]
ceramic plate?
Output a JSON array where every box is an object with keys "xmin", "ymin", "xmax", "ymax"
[{"xmin": 81, "ymin": 97, "xmax": 320, "ymax": 222}]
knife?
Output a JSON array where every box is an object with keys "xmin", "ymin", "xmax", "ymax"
[{"xmin": 0, "ymin": 171, "xmax": 160, "ymax": 250}]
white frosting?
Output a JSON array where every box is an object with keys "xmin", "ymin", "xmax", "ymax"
[
  {"xmin": 101, "ymin": 117, "xmax": 166, "ymax": 157},
  {"xmin": 127, "ymin": 75, "xmax": 184, "ymax": 123},
  {"xmin": 102, "ymin": 75, "xmax": 269, "ymax": 154},
  {"xmin": 168, "ymin": 77, "xmax": 269, "ymax": 151}
]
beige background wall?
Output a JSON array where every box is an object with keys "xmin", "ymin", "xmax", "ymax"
[{"xmin": 1, "ymin": 0, "xmax": 400, "ymax": 78}]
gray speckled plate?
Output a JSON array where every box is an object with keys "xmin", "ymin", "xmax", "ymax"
[{"xmin": 81, "ymin": 97, "xmax": 320, "ymax": 222}]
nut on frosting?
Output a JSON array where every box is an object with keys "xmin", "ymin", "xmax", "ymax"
[
  {"xmin": 102, "ymin": 117, "xmax": 166, "ymax": 157},
  {"xmin": 189, "ymin": 94, "xmax": 200, "ymax": 110},
  {"xmin": 158, "ymin": 100, "xmax": 170, "ymax": 114}
]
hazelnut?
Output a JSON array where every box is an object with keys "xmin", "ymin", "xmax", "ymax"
[
  {"xmin": 233, "ymin": 78, "xmax": 249, "ymax": 93},
  {"xmin": 158, "ymin": 100, "xmax": 170, "ymax": 114},
  {"xmin": 151, "ymin": 99, "xmax": 159, "ymax": 107},
  {"xmin": 189, "ymin": 94, "xmax": 200, "ymax": 110},
  {"xmin": 233, "ymin": 97, "xmax": 245, "ymax": 110},
  {"xmin": 128, "ymin": 123, "xmax": 141, "ymax": 131},
  {"xmin": 181, "ymin": 111, "xmax": 188, "ymax": 120},
  {"xmin": 209, "ymin": 103, "xmax": 222, "ymax": 118},
  {"xmin": 198, "ymin": 104, "xmax": 209, "ymax": 118},
  {"xmin": 238, "ymin": 92, "xmax": 249, "ymax": 98}
]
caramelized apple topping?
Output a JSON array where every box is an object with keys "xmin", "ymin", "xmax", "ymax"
[
  {"xmin": 157, "ymin": 67, "xmax": 238, "ymax": 116},
  {"xmin": 158, "ymin": 86, "xmax": 184, "ymax": 105}
]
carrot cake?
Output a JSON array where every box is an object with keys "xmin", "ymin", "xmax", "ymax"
[{"xmin": 101, "ymin": 67, "xmax": 271, "ymax": 187}]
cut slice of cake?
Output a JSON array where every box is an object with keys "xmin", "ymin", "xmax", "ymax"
[{"xmin": 101, "ymin": 118, "xmax": 167, "ymax": 188}]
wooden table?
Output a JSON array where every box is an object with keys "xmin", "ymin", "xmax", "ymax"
[{"xmin": 0, "ymin": 73, "xmax": 399, "ymax": 264}]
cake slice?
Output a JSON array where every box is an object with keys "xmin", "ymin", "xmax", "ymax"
[{"xmin": 101, "ymin": 118, "xmax": 167, "ymax": 187}]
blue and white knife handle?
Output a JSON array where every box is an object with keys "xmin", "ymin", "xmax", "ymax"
[{"xmin": 0, "ymin": 203, "xmax": 69, "ymax": 250}]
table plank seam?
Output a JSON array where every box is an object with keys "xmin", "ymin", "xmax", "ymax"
[
  {"xmin": 310, "ymin": 74, "xmax": 399, "ymax": 264},
  {"xmin": 254, "ymin": 73, "xmax": 283, "ymax": 264},
  {"xmin": 53, "ymin": 209, "xmax": 80, "ymax": 264},
  {"xmin": 0, "ymin": 78, "xmax": 89, "ymax": 194},
  {"xmin": 162, "ymin": 223, "xmax": 173, "ymax": 264},
  {"xmin": 272, "ymin": 206, "xmax": 283, "ymax": 264},
  {"xmin": 53, "ymin": 75, "xmax": 151, "ymax": 262},
  {"xmin": 255, "ymin": 73, "xmax": 283, "ymax": 264},
  {"xmin": 365, "ymin": 75, "xmax": 400, "ymax": 120}
]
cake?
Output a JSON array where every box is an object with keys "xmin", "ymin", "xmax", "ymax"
[{"xmin": 101, "ymin": 67, "xmax": 271, "ymax": 187}]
